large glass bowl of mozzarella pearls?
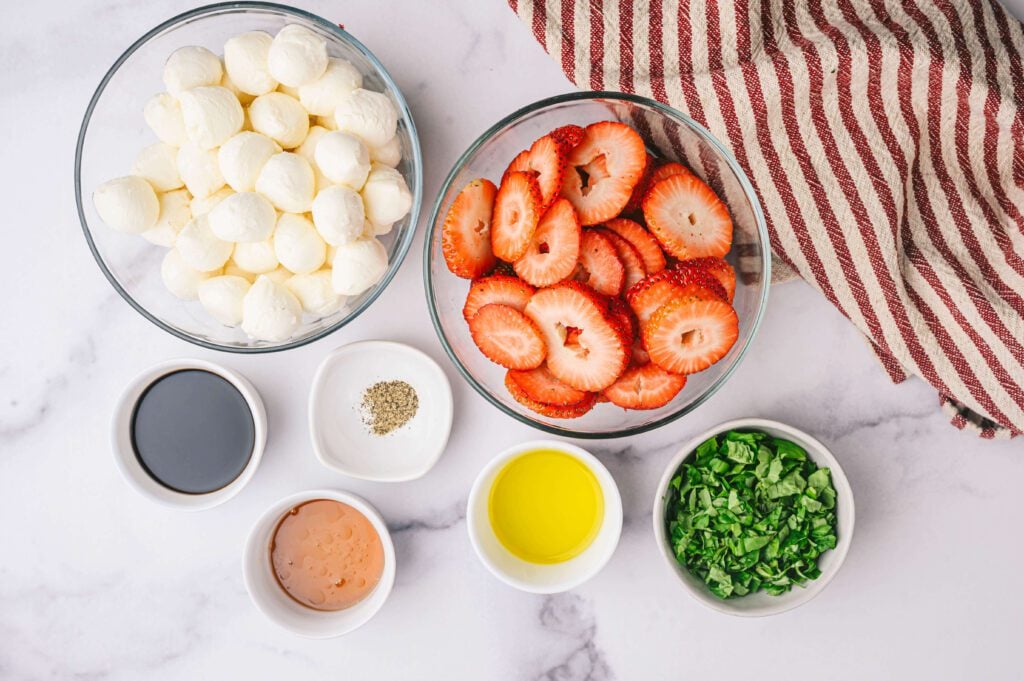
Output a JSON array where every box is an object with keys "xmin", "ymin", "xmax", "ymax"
[{"xmin": 76, "ymin": 3, "xmax": 421, "ymax": 351}]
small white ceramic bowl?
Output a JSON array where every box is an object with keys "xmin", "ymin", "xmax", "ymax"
[
  {"xmin": 467, "ymin": 440, "xmax": 623, "ymax": 594},
  {"xmin": 242, "ymin": 489, "xmax": 396, "ymax": 638},
  {"xmin": 653, "ymin": 418, "xmax": 855, "ymax": 617},
  {"xmin": 111, "ymin": 358, "xmax": 267, "ymax": 510},
  {"xmin": 309, "ymin": 340, "xmax": 454, "ymax": 482}
]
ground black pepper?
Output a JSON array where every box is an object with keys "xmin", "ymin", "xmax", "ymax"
[{"xmin": 360, "ymin": 380, "xmax": 419, "ymax": 436}]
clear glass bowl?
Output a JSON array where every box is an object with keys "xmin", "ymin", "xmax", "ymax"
[
  {"xmin": 424, "ymin": 92, "xmax": 770, "ymax": 438},
  {"xmin": 75, "ymin": 2, "xmax": 422, "ymax": 353}
]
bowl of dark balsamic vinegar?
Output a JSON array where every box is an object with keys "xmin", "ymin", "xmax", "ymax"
[{"xmin": 112, "ymin": 359, "xmax": 267, "ymax": 510}]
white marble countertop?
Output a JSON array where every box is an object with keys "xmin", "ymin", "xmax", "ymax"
[{"xmin": 2, "ymin": 1, "xmax": 1022, "ymax": 678}]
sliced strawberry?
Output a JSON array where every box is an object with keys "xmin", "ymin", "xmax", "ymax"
[
  {"xmin": 606, "ymin": 296, "xmax": 637, "ymax": 342},
  {"xmin": 603, "ymin": 363, "xmax": 687, "ymax": 409},
  {"xmin": 649, "ymin": 161, "xmax": 694, "ymax": 186},
  {"xmin": 504, "ymin": 134, "xmax": 567, "ymax": 209},
  {"xmin": 573, "ymin": 229, "xmax": 625, "ymax": 297},
  {"xmin": 468, "ymin": 303, "xmax": 546, "ymax": 370},
  {"xmin": 513, "ymin": 198, "xmax": 581, "ymax": 287},
  {"xmin": 630, "ymin": 339, "xmax": 651, "ymax": 366},
  {"xmin": 442, "ymin": 178, "xmax": 497, "ymax": 279},
  {"xmin": 505, "ymin": 372, "xmax": 597, "ymax": 418},
  {"xmin": 643, "ymin": 173, "xmax": 733, "ymax": 259},
  {"xmin": 642, "ymin": 297, "xmax": 739, "ymax": 375},
  {"xmin": 463, "ymin": 275, "xmax": 535, "ymax": 321},
  {"xmin": 627, "ymin": 268, "xmax": 728, "ymax": 325},
  {"xmin": 492, "ymin": 171, "xmax": 542, "ymax": 261},
  {"xmin": 600, "ymin": 229, "xmax": 646, "ymax": 291},
  {"xmin": 506, "ymin": 365, "xmax": 589, "ymax": 406},
  {"xmin": 602, "ymin": 217, "xmax": 666, "ymax": 274},
  {"xmin": 622, "ymin": 153, "xmax": 654, "ymax": 215},
  {"xmin": 523, "ymin": 282, "xmax": 629, "ymax": 392},
  {"xmin": 675, "ymin": 256, "xmax": 736, "ymax": 303},
  {"xmin": 561, "ymin": 121, "xmax": 647, "ymax": 225},
  {"xmin": 549, "ymin": 124, "xmax": 585, "ymax": 150}
]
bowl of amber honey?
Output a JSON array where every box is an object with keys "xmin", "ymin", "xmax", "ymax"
[{"xmin": 243, "ymin": 489, "xmax": 396, "ymax": 637}]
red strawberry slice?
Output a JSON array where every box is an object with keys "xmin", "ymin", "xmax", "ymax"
[
  {"xmin": 600, "ymin": 229, "xmax": 646, "ymax": 291},
  {"xmin": 468, "ymin": 303, "xmax": 546, "ymax": 370},
  {"xmin": 642, "ymin": 297, "xmax": 739, "ymax": 375},
  {"xmin": 630, "ymin": 339, "xmax": 650, "ymax": 366},
  {"xmin": 643, "ymin": 173, "xmax": 733, "ymax": 259},
  {"xmin": 492, "ymin": 171, "xmax": 542, "ymax": 261},
  {"xmin": 606, "ymin": 296, "xmax": 637, "ymax": 342},
  {"xmin": 602, "ymin": 217, "xmax": 666, "ymax": 274},
  {"xmin": 622, "ymin": 153, "xmax": 654, "ymax": 214},
  {"xmin": 523, "ymin": 282, "xmax": 629, "ymax": 392},
  {"xmin": 504, "ymin": 134, "xmax": 567, "ymax": 209},
  {"xmin": 573, "ymin": 229, "xmax": 625, "ymax": 297},
  {"xmin": 675, "ymin": 256, "xmax": 736, "ymax": 303},
  {"xmin": 603, "ymin": 363, "xmax": 687, "ymax": 409},
  {"xmin": 649, "ymin": 161, "xmax": 694, "ymax": 186},
  {"xmin": 442, "ymin": 178, "xmax": 497, "ymax": 279},
  {"xmin": 549, "ymin": 124, "xmax": 585, "ymax": 150},
  {"xmin": 627, "ymin": 268, "xmax": 728, "ymax": 326},
  {"xmin": 513, "ymin": 198, "xmax": 581, "ymax": 287},
  {"xmin": 463, "ymin": 275, "xmax": 535, "ymax": 321},
  {"xmin": 561, "ymin": 121, "xmax": 647, "ymax": 225},
  {"xmin": 506, "ymin": 365, "xmax": 589, "ymax": 406},
  {"xmin": 505, "ymin": 372, "xmax": 597, "ymax": 418}
]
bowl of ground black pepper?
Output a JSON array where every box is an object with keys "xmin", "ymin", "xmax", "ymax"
[{"xmin": 309, "ymin": 340, "xmax": 454, "ymax": 481}]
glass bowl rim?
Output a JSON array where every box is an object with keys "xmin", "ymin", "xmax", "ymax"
[
  {"xmin": 423, "ymin": 90, "xmax": 771, "ymax": 439},
  {"xmin": 74, "ymin": 0, "xmax": 423, "ymax": 354}
]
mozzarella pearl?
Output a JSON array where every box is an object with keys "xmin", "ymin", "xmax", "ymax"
[
  {"xmin": 286, "ymin": 270, "xmax": 345, "ymax": 316},
  {"xmin": 175, "ymin": 214, "xmax": 234, "ymax": 272},
  {"xmin": 267, "ymin": 24, "xmax": 328, "ymax": 88},
  {"xmin": 209, "ymin": 192, "xmax": 277, "ymax": 242},
  {"xmin": 262, "ymin": 266, "xmax": 293, "ymax": 285},
  {"xmin": 144, "ymin": 93, "xmax": 187, "ymax": 146},
  {"xmin": 161, "ymin": 249, "xmax": 214, "ymax": 300},
  {"xmin": 198, "ymin": 275, "xmax": 251, "ymax": 325},
  {"xmin": 312, "ymin": 185, "xmax": 365, "ymax": 246},
  {"xmin": 331, "ymin": 236, "xmax": 388, "ymax": 295},
  {"xmin": 241, "ymin": 275, "xmax": 302, "ymax": 341},
  {"xmin": 178, "ymin": 86, "xmax": 244, "ymax": 150},
  {"xmin": 334, "ymin": 89, "xmax": 398, "ymax": 148},
  {"xmin": 369, "ymin": 136, "xmax": 402, "ymax": 167},
  {"xmin": 93, "ymin": 176, "xmax": 159, "ymax": 234},
  {"xmin": 218, "ymin": 131, "xmax": 279, "ymax": 192},
  {"xmin": 255, "ymin": 152, "xmax": 315, "ymax": 212},
  {"xmin": 177, "ymin": 142, "xmax": 225, "ymax": 198},
  {"xmin": 220, "ymin": 71, "xmax": 255, "ymax": 106},
  {"xmin": 360, "ymin": 163, "xmax": 412, "ymax": 227},
  {"xmin": 143, "ymin": 189, "xmax": 192, "ymax": 247},
  {"xmin": 315, "ymin": 131, "xmax": 370, "ymax": 189},
  {"xmin": 298, "ymin": 58, "xmax": 362, "ymax": 116},
  {"xmin": 232, "ymin": 238, "xmax": 279, "ymax": 274},
  {"xmin": 274, "ymin": 213, "xmax": 326, "ymax": 274},
  {"xmin": 132, "ymin": 143, "xmax": 183, "ymax": 192},
  {"xmin": 191, "ymin": 186, "xmax": 234, "ymax": 216},
  {"xmin": 248, "ymin": 92, "xmax": 309, "ymax": 149},
  {"xmin": 163, "ymin": 46, "xmax": 222, "ymax": 95},
  {"xmin": 296, "ymin": 126, "xmax": 334, "ymax": 191},
  {"xmin": 223, "ymin": 31, "xmax": 277, "ymax": 96}
]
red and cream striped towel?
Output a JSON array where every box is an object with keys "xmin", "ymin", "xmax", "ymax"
[{"xmin": 509, "ymin": 0, "xmax": 1024, "ymax": 438}]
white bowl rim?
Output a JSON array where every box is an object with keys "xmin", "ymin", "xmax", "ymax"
[
  {"xmin": 466, "ymin": 439, "xmax": 623, "ymax": 594},
  {"xmin": 110, "ymin": 358, "xmax": 267, "ymax": 510},
  {"xmin": 242, "ymin": 488, "xmax": 397, "ymax": 638},
  {"xmin": 652, "ymin": 417, "xmax": 856, "ymax": 617}
]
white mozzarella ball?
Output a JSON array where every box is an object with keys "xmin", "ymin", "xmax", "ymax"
[
  {"xmin": 191, "ymin": 186, "xmax": 234, "ymax": 216},
  {"xmin": 223, "ymin": 31, "xmax": 277, "ymax": 96},
  {"xmin": 132, "ymin": 143, "xmax": 183, "ymax": 192},
  {"xmin": 315, "ymin": 114, "xmax": 337, "ymax": 130},
  {"xmin": 178, "ymin": 86, "xmax": 244, "ymax": 150},
  {"xmin": 267, "ymin": 24, "xmax": 328, "ymax": 88},
  {"xmin": 315, "ymin": 131, "xmax": 370, "ymax": 189},
  {"xmin": 232, "ymin": 238, "xmax": 279, "ymax": 273},
  {"xmin": 360, "ymin": 163, "xmax": 412, "ymax": 226},
  {"xmin": 312, "ymin": 185, "xmax": 365, "ymax": 245},
  {"xmin": 163, "ymin": 46, "xmax": 223, "ymax": 95},
  {"xmin": 223, "ymin": 261, "xmax": 256, "ymax": 282},
  {"xmin": 177, "ymin": 142, "xmax": 225, "ymax": 198},
  {"xmin": 295, "ymin": 125, "xmax": 327, "ymax": 164},
  {"xmin": 248, "ymin": 92, "xmax": 309, "ymax": 149},
  {"xmin": 144, "ymin": 93, "xmax": 187, "ymax": 146},
  {"xmin": 298, "ymin": 58, "xmax": 363, "ymax": 116},
  {"xmin": 198, "ymin": 275, "xmax": 251, "ymax": 325},
  {"xmin": 255, "ymin": 152, "xmax": 315, "ymax": 212},
  {"xmin": 241, "ymin": 275, "xmax": 302, "ymax": 341},
  {"xmin": 208, "ymin": 191, "xmax": 277, "ymax": 242},
  {"xmin": 286, "ymin": 270, "xmax": 345, "ymax": 316},
  {"xmin": 262, "ymin": 266, "xmax": 293, "ymax": 285},
  {"xmin": 369, "ymin": 136, "xmax": 402, "ymax": 167},
  {"xmin": 175, "ymin": 214, "xmax": 234, "ymax": 272},
  {"xmin": 274, "ymin": 213, "xmax": 326, "ymax": 274},
  {"xmin": 334, "ymin": 89, "xmax": 398, "ymax": 148},
  {"xmin": 161, "ymin": 249, "xmax": 214, "ymax": 300},
  {"xmin": 220, "ymin": 71, "xmax": 255, "ymax": 106},
  {"xmin": 218, "ymin": 131, "xmax": 280, "ymax": 192},
  {"xmin": 93, "ymin": 176, "xmax": 159, "ymax": 234},
  {"xmin": 331, "ymin": 236, "xmax": 388, "ymax": 295},
  {"xmin": 143, "ymin": 189, "xmax": 192, "ymax": 247}
]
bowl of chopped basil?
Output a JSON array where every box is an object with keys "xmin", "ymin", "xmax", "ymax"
[{"xmin": 653, "ymin": 418, "xmax": 854, "ymax": 616}]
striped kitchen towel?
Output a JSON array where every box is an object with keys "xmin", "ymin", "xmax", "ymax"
[{"xmin": 508, "ymin": 0, "xmax": 1024, "ymax": 438}]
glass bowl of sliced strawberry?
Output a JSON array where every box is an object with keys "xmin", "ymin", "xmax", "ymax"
[{"xmin": 424, "ymin": 92, "xmax": 769, "ymax": 438}]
